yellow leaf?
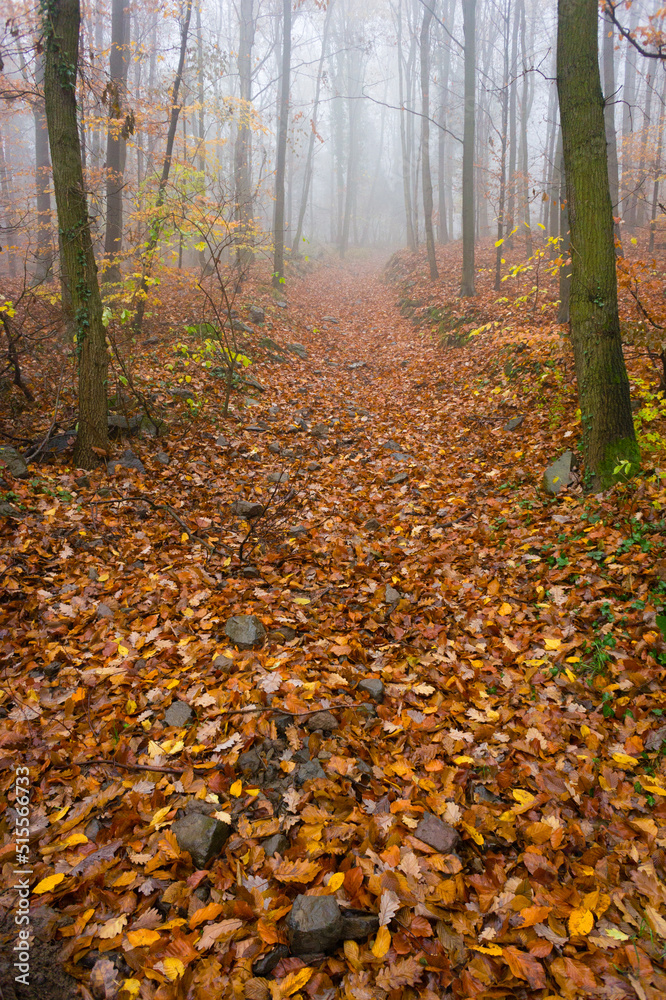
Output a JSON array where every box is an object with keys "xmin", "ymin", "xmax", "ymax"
[
  {"xmin": 461, "ymin": 821, "xmax": 484, "ymax": 845},
  {"xmin": 230, "ymin": 779, "xmax": 243, "ymax": 797},
  {"xmin": 631, "ymin": 237, "xmax": 638, "ymax": 244},
  {"xmin": 126, "ymin": 928, "xmax": 161, "ymax": 948},
  {"xmin": 569, "ymin": 907, "xmax": 594, "ymax": 936},
  {"xmin": 453, "ymin": 755, "xmax": 474, "ymax": 764},
  {"xmin": 544, "ymin": 637, "xmax": 561, "ymax": 650},
  {"xmin": 472, "ymin": 944, "xmax": 503, "ymax": 955},
  {"xmin": 612, "ymin": 752, "xmax": 638, "ymax": 767},
  {"xmin": 328, "ymin": 872, "xmax": 345, "ymax": 892},
  {"xmin": 163, "ymin": 957, "xmax": 185, "ymax": 981},
  {"xmin": 274, "ymin": 860, "xmax": 321, "ymax": 884},
  {"xmin": 98, "ymin": 572, "xmax": 109, "ymax": 582},
  {"xmin": 194, "ymin": 241, "xmax": 206, "ymax": 252},
  {"xmin": 34, "ymin": 873, "xmax": 65, "ymax": 894},
  {"xmin": 121, "ymin": 979, "xmax": 141, "ymax": 997},
  {"xmin": 279, "ymin": 967, "xmax": 313, "ymax": 996},
  {"xmin": 149, "ymin": 806, "xmax": 171, "ymax": 828},
  {"xmin": 581, "ymin": 725, "xmax": 591, "ymax": 737},
  {"xmin": 642, "ymin": 783, "xmax": 666, "ymax": 796},
  {"xmin": 293, "ymin": 597, "xmax": 310, "ymax": 605},
  {"xmin": 512, "ymin": 789, "xmax": 535, "ymax": 807},
  {"xmin": 498, "ymin": 602, "xmax": 512, "ymax": 616},
  {"xmin": 113, "ymin": 871, "xmax": 137, "ymax": 887},
  {"xmin": 181, "ymin": 532, "xmax": 189, "ymax": 543},
  {"xmin": 118, "ymin": 645, "xmax": 129, "ymax": 656},
  {"xmin": 125, "ymin": 698, "xmax": 137, "ymax": 713},
  {"xmin": 372, "ymin": 925, "xmax": 391, "ymax": 958},
  {"xmin": 183, "ymin": 607, "xmax": 194, "ymax": 617},
  {"xmin": 62, "ymin": 832, "xmax": 88, "ymax": 847},
  {"xmin": 99, "ymin": 914, "xmax": 128, "ymax": 939},
  {"xmin": 605, "ymin": 926, "xmax": 629, "ymax": 940}
]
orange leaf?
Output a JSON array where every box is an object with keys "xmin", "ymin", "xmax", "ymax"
[
  {"xmin": 502, "ymin": 946, "xmax": 546, "ymax": 989},
  {"xmin": 274, "ymin": 859, "xmax": 321, "ymax": 884}
]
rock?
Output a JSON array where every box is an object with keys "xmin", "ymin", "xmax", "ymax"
[
  {"xmin": 268, "ymin": 405, "xmax": 280, "ymax": 417},
  {"xmin": 0, "ymin": 446, "xmax": 28, "ymax": 479},
  {"xmin": 504, "ymin": 415, "xmax": 525, "ymax": 431},
  {"xmin": 306, "ymin": 710, "xmax": 338, "ymax": 733},
  {"xmin": 108, "ymin": 448, "xmax": 145, "ymax": 475},
  {"xmin": 75, "ymin": 474, "xmax": 91, "ymax": 488},
  {"xmin": 262, "ymin": 834, "xmax": 289, "ymax": 857},
  {"xmin": 172, "ymin": 387, "xmax": 196, "ymax": 401},
  {"xmin": 347, "ymin": 361, "xmax": 367, "ymax": 370},
  {"xmin": 140, "ymin": 416, "xmax": 167, "ymax": 437},
  {"xmin": 224, "ymin": 614, "xmax": 266, "ymax": 649},
  {"xmin": 213, "ymin": 654, "xmax": 234, "ymax": 672},
  {"xmin": 268, "ymin": 625, "xmax": 298, "ymax": 642},
  {"xmin": 287, "ymin": 343, "xmax": 307, "ymax": 359},
  {"xmin": 385, "ymin": 585, "xmax": 401, "ymax": 603},
  {"xmin": 472, "ymin": 784, "xmax": 503, "ymax": 805},
  {"xmin": 0, "ymin": 502, "xmax": 22, "ymax": 518},
  {"xmin": 288, "ymin": 525, "xmax": 308, "ymax": 538},
  {"xmin": 250, "ymin": 305, "xmax": 265, "ymax": 324},
  {"xmin": 276, "ymin": 299, "xmax": 288, "ymax": 308},
  {"xmin": 364, "ymin": 518, "xmax": 381, "ymax": 531},
  {"xmin": 230, "ymin": 499, "xmax": 265, "ymax": 519},
  {"xmin": 107, "ymin": 413, "xmax": 141, "ymax": 431},
  {"xmin": 307, "ymin": 462, "xmax": 321, "ymax": 472},
  {"xmin": 311, "ymin": 423, "xmax": 329, "ymax": 439},
  {"xmin": 96, "ymin": 603, "xmax": 114, "ymax": 619},
  {"xmin": 242, "ymin": 374, "xmax": 266, "ymax": 393},
  {"xmin": 43, "ymin": 431, "xmax": 77, "ymax": 455},
  {"xmin": 247, "ymin": 423, "xmax": 268, "ymax": 432},
  {"xmin": 268, "ymin": 442, "xmax": 281, "ymax": 455},
  {"xmin": 267, "ymin": 471, "xmax": 289, "ymax": 483},
  {"xmin": 414, "ymin": 812, "xmax": 459, "ymax": 853},
  {"xmin": 356, "ymin": 702, "xmax": 378, "ymax": 719},
  {"xmin": 238, "ymin": 749, "xmax": 262, "ymax": 776},
  {"xmin": 155, "ymin": 450, "xmax": 170, "ymax": 465},
  {"xmin": 275, "ymin": 713, "xmax": 294, "ymax": 735},
  {"xmin": 322, "ymin": 316, "xmax": 339, "ymax": 324},
  {"xmin": 543, "ymin": 450, "xmax": 573, "ymax": 495},
  {"xmin": 216, "ymin": 434, "xmax": 230, "ymax": 448},
  {"xmin": 295, "ymin": 759, "xmax": 326, "ymax": 786},
  {"xmin": 231, "ymin": 319, "xmax": 253, "ymax": 334},
  {"xmin": 252, "ymin": 945, "xmax": 289, "ymax": 977},
  {"xmin": 392, "ymin": 452, "xmax": 411, "ymax": 462},
  {"xmin": 259, "ymin": 336, "xmax": 284, "ymax": 353},
  {"xmin": 164, "ymin": 700, "xmax": 194, "ymax": 727},
  {"xmin": 383, "ymin": 440, "xmax": 402, "ymax": 452},
  {"xmin": 358, "ymin": 678, "xmax": 385, "ymax": 703},
  {"xmin": 172, "ymin": 812, "xmax": 231, "ymax": 869},
  {"xmin": 387, "ymin": 472, "xmax": 408, "ymax": 485},
  {"xmin": 287, "ymin": 895, "xmax": 344, "ymax": 955},
  {"xmin": 340, "ymin": 908, "xmax": 380, "ymax": 941},
  {"xmin": 145, "ymin": 336, "xmax": 160, "ymax": 345}
]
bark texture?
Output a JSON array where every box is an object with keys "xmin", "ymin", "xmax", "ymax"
[
  {"xmin": 557, "ymin": 0, "xmax": 638, "ymax": 488},
  {"xmin": 460, "ymin": 0, "xmax": 476, "ymax": 296},
  {"xmin": 272, "ymin": 0, "xmax": 291, "ymax": 286},
  {"xmin": 42, "ymin": 0, "xmax": 109, "ymax": 469},
  {"xmin": 420, "ymin": 2, "xmax": 438, "ymax": 280}
]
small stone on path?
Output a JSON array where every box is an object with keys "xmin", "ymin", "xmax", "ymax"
[
  {"xmin": 358, "ymin": 678, "xmax": 385, "ymax": 703},
  {"xmin": 164, "ymin": 701, "xmax": 194, "ymax": 727},
  {"xmin": 172, "ymin": 812, "xmax": 231, "ymax": 869},
  {"xmin": 287, "ymin": 895, "xmax": 344, "ymax": 955},
  {"xmin": 224, "ymin": 615, "xmax": 266, "ymax": 649},
  {"xmin": 414, "ymin": 811, "xmax": 459, "ymax": 854}
]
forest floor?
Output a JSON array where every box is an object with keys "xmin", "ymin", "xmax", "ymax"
[{"xmin": 2, "ymin": 241, "xmax": 666, "ymax": 1000}]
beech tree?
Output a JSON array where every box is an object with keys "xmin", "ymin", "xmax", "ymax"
[
  {"xmin": 272, "ymin": 0, "xmax": 291, "ymax": 286},
  {"xmin": 557, "ymin": 0, "xmax": 639, "ymax": 487},
  {"xmin": 460, "ymin": 0, "xmax": 475, "ymax": 296},
  {"xmin": 41, "ymin": 0, "xmax": 109, "ymax": 470}
]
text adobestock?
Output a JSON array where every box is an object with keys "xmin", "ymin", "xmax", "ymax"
[{"xmin": 13, "ymin": 766, "xmax": 31, "ymax": 986}]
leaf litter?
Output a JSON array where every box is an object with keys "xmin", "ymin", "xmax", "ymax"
[{"xmin": 2, "ymin": 243, "xmax": 666, "ymax": 998}]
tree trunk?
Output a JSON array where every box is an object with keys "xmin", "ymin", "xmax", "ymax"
[
  {"xmin": 557, "ymin": 0, "xmax": 638, "ymax": 488},
  {"xmin": 294, "ymin": 0, "xmax": 333, "ymax": 251},
  {"xmin": 494, "ymin": 0, "xmax": 511, "ymax": 292},
  {"xmin": 234, "ymin": 0, "xmax": 254, "ymax": 269},
  {"xmin": 42, "ymin": 0, "xmax": 109, "ymax": 469},
  {"xmin": 133, "ymin": 0, "xmax": 192, "ymax": 336},
  {"xmin": 33, "ymin": 50, "xmax": 54, "ymax": 283},
  {"xmin": 272, "ymin": 0, "xmax": 291, "ymax": 287},
  {"xmin": 620, "ymin": 1, "xmax": 639, "ymax": 228},
  {"xmin": 506, "ymin": 0, "xmax": 520, "ymax": 246},
  {"xmin": 649, "ymin": 71, "xmax": 666, "ymax": 254},
  {"xmin": 420, "ymin": 2, "xmax": 438, "ymax": 279},
  {"xmin": 102, "ymin": 0, "xmax": 129, "ymax": 285},
  {"xmin": 397, "ymin": 0, "xmax": 416, "ymax": 250},
  {"xmin": 460, "ymin": 0, "xmax": 475, "ymax": 296},
  {"xmin": 518, "ymin": 0, "xmax": 533, "ymax": 256},
  {"xmin": 602, "ymin": 11, "xmax": 621, "ymax": 245}
]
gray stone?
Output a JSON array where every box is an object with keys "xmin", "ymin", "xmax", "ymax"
[
  {"xmin": 347, "ymin": 361, "xmax": 366, "ymax": 370},
  {"xmin": 472, "ymin": 784, "xmax": 503, "ymax": 805},
  {"xmin": 232, "ymin": 320, "xmax": 253, "ymax": 334},
  {"xmin": 287, "ymin": 895, "xmax": 344, "ymax": 955},
  {"xmin": 311, "ymin": 423, "xmax": 329, "ymax": 439},
  {"xmin": 108, "ymin": 448, "xmax": 145, "ymax": 475},
  {"xmin": 358, "ymin": 678, "xmax": 385, "ymax": 704},
  {"xmin": 322, "ymin": 316, "xmax": 339, "ymax": 324},
  {"xmin": 268, "ymin": 442, "xmax": 281, "ymax": 455},
  {"xmin": 213, "ymin": 654, "xmax": 234, "ymax": 672},
  {"xmin": 268, "ymin": 624, "xmax": 298, "ymax": 642},
  {"xmin": 259, "ymin": 337, "xmax": 284, "ymax": 353},
  {"xmin": 383, "ymin": 440, "xmax": 402, "ymax": 452},
  {"xmin": 414, "ymin": 812, "xmax": 459, "ymax": 854},
  {"xmin": 356, "ymin": 702, "xmax": 378, "ymax": 719},
  {"xmin": 387, "ymin": 472, "xmax": 408, "ymax": 485},
  {"xmin": 0, "ymin": 446, "xmax": 28, "ymax": 479},
  {"xmin": 238, "ymin": 749, "xmax": 262, "ymax": 776},
  {"xmin": 241, "ymin": 374, "xmax": 266, "ymax": 393},
  {"xmin": 164, "ymin": 700, "xmax": 194, "ymax": 727},
  {"xmin": 305, "ymin": 710, "xmax": 338, "ymax": 733},
  {"xmin": 287, "ymin": 343, "xmax": 307, "ymax": 359},
  {"xmin": 288, "ymin": 525, "xmax": 308, "ymax": 538},
  {"xmin": 295, "ymin": 759, "xmax": 326, "ymax": 786},
  {"xmin": 385, "ymin": 585, "xmax": 401, "ymax": 603},
  {"xmin": 96, "ymin": 603, "xmax": 114, "ymax": 619},
  {"xmin": 504, "ymin": 415, "xmax": 525, "ymax": 431},
  {"xmin": 543, "ymin": 450, "xmax": 573, "ymax": 495},
  {"xmin": 307, "ymin": 462, "xmax": 321, "ymax": 472},
  {"xmin": 364, "ymin": 518, "xmax": 381, "ymax": 531},
  {"xmin": 250, "ymin": 305, "xmax": 265, "ymax": 325},
  {"xmin": 172, "ymin": 387, "xmax": 196, "ymax": 401},
  {"xmin": 267, "ymin": 471, "xmax": 289, "ymax": 483},
  {"xmin": 262, "ymin": 834, "xmax": 289, "ymax": 857},
  {"xmin": 140, "ymin": 417, "xmax": 167, "ymax": 438},
  {"xmin": 276, "ymin": 300, "xmax": 288, "ymax": 308},
  {"xmin": 156, "ymin": 450, "xmax": 170, "ymax": 465},
  {"xmin": 252, "ymin": 945, "xmax": 289, "ymax": 977},
  {"xmin": 172, "ymin": 812, "xmax": 231, "ymax": 869},
  {"xmin": 392, "ymin": 452, "xmax": 411, "ymax": 462},
  {"xmin": 230, "ymin": 499, "xmax": 265, "ymax": 519},
  {"xmin": 216, "ymin": 435, "xmax": 230, "ymax": 448},
  {"xmin": 340, "ymin": 909, "xmax": 380, "ymax": 942},
  {"xmin": 224, "ymin": 614, "xmax": 266, "ymax": 649},
  {"xmin": 0, "ymin": 502, "xmax": 22, "ymax": 518},
  {"xmin": 108, "ymin": 413, "xmax": 141, "ymax": 431},
  {"xmin": 43, "ymin": 431, "xmax": 77, "ymax": 455}
]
